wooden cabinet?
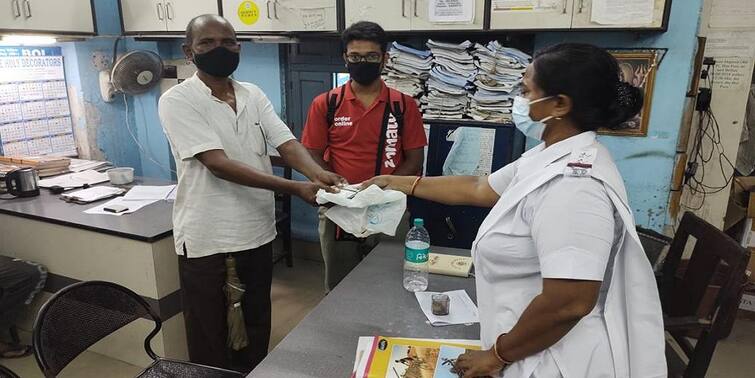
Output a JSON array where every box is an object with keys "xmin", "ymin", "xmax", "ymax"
[
  {"xmin": 224, "ymin": 0, "xmax": 337, "ymax": 33},
  {"xmin": 345, "ymin": 0, "xmax": 484, "ymax": 31},
  {"xmin": 0, "ymin": 0, "xmax": 94, "ymax": 34},
  {"xmin": 489, "ymin": 0, "xmax": 574, "ymax": 30},
  {"xmin": 570, "ymin": 0, "xmax": 668, "ymax": 29},
  {"xmin": 120, "ymin": 0, "xmax": 219, "ymax": 33},
  {"xmin": 411, "ymin": 0, "xmax": 485, "ymax": 31},
  {"xmin": 345, "ymin": 0, "xmax": 412, "ymax": 31}
]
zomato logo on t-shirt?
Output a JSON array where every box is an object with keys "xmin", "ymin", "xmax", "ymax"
[
  {"xmin": 333, "ymin": 116, "xmax": 352, "ymax": 127},
  {"xmin": 383, "ymin": 114, "xmax": 399, "ymax": 169}
]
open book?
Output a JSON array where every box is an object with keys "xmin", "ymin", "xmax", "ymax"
[{"xmin": 352, "ymin": 336, "xmax": 480, "ymax": 378}]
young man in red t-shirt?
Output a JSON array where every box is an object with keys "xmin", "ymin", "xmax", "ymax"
[{"xmin": 302, "ymin": 21, "xmax": 427, "ymax": 290}]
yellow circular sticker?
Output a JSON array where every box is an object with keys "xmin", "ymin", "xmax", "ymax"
[{"xmin": 238, "ymin": 1, "xmax": 260, "ymax": 25}]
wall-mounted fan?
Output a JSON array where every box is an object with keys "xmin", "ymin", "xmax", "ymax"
[{"xmin": 100, "ymin": 50, "xmax": 163, "ymax": 102}]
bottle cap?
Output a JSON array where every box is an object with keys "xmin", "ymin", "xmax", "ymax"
[{"xmin": 413, "ymin": 218, "xmax": 424, "ymax": 227}]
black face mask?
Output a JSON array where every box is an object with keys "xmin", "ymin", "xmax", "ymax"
[
  {"xmin": 347, "ymin": 62, "xmax": 382, "ymax": 85},
  {"xmin": 192, "ymin": 46, "xmax": 240, "ymax": 78}
]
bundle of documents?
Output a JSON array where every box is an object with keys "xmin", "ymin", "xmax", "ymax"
[
  {"xmin": 68, "ymin": 158, "xmax": 112, "ymax": 173},
  {"xmin": 0, "ymin": 155, "xmax": 70, "ymax": 177},
  {"xmin": 467, "ymin": 42, "xmax": 531, "ymax": 122},
  {"xmin": 61, "ymin": 186, "xmax": 125, "ymax": 204},
  {"xmin": 38, "ymin": 169, "xmax": 109, "ymax": 189},
  {"xmin": 422, "ymin": 40, "xmax": 477, "ymax": 120},
  {"xmin": 383, "ymin": 42, "xmax": 432, "ymax": 98},
  {"xmin": 471, "ymin": 42, "xmax": 529, "ymax": 119},
  {"xmin": 352, "ymin": 336, "xmax": 481, "ymax": 378}
]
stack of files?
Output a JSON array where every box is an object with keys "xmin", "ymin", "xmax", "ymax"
[
  {"xmin": 468, "ymin": 42, "xmax": 531, "ymax": 122},
  {"xmin": 0, "ymin": 155, "xmax": 70, "ymax": 177},
  {"xmin": 383, "ymin": 42, "xmax": 432, "ymax": 98},
  {"xmin": 423, "ymin": 40, "xmax": 476, "ymax": 120},
  {"xmin": 68, "ymin": 158, "xmax": 112, "ymax": 173},
  {"xmin": 38, "ymin": 170, "xmax": 109, "ymax": 189}
]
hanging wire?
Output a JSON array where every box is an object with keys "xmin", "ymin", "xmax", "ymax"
[{"xmin": 681, "ymin": 63, "xmax": 737, "ymax": 211}]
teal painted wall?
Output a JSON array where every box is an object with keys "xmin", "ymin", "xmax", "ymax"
[{"xmin": 533, "ymin": 0, "xmax": 704, "ymax": 231}]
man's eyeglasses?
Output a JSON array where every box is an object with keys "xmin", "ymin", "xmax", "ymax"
[{"xmin": 345, "ymin": 53, "xmax": 383, "ymax": 64}]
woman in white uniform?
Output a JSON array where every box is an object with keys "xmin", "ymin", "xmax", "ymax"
[{"xmin": 364, "ymin": 44, "xmax": 666, "ymax": 377}]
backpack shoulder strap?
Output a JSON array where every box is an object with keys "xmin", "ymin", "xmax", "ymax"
[
  {"xmin": 326, "ymin": 84, "xmax": 347, "ymax": 128},
  {"xmin": 387, "ymin": 89, "xmax": 407, "ymax": 135}
]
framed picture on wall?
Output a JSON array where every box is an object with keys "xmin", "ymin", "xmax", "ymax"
[{"xmin": 599, "ymin": 50, "xmax": 659, "ymax": 137}]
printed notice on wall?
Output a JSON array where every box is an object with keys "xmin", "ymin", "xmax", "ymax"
[
  {"xmin": 709, "ymin": 0, "xmax": 755, "ymax": 29},
  {"xmin": 705, "ymin": 31, "xmax": 755, "ymax": 59},
  {"xmin": 0, "ymin": 47, "xmax": 76, "ymax": 157},
  {"xmin": 429, "ymin": 0, "xmax": 475, "ymax": 23},
  {"xmin": 492, "ymin": 0, "xmax": 561, "ymax": 11},
  {"xmin": 591, "ymin": 0, "xmax": 654, "ymax": 25},
  {"xmin": 712, "ymin": 57, "xmax": 753, "ymax": 91}
]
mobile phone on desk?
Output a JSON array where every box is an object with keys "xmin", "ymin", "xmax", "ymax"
[{"xmin": 104, "ymin": 204, "xmax": 129, "ymax": 213}]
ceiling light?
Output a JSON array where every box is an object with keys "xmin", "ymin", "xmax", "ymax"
[{"xmin": 1, "ymin": 34, "xmax": 57, "ymax": 45}]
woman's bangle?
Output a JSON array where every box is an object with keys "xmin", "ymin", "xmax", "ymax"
[
  {"xmin": 409, "ymin": 176, "xmax": 422, "ymax": 196},
  {"xmin": 493, "ymin": 334, "xmax": 514, "ymax": 366}
]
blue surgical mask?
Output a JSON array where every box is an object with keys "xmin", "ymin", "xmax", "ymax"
[{"xmin": 512, "ymin": 96, "xmax": 555, "ymax": 141}]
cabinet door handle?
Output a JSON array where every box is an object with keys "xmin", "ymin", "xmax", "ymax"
[
  {"xmin": 11, "ymin": 0, "xmax": 20, "ymax": 18},
  {"xmin": 22, "ymin": 0, "xmax": 30, "ymax": 18},
  {"xmin": 414, "ymin": 0, "xmax": 418, "ymax": 17},
  {"xmin": 578, "ymin": 0, "xmax": 584, "ymax": 13},
  {"xmin": 401, "ymin": 0, "xmax": 406, "ymax": 17},
  {"xmin": 156, "ymin": 2, "xmax": 164, "ymax": 20},
  {"xmin": 273, "ymin": 0, "xmax": 278, "ymax": 19},
  {"xmin": 266, "ymin": 0, "xmax": 271, "ymax": 19},
  {"xmin": 562, "ymin": 0, "xmax": 567, "ymax": 14},
  {"xmin": 166, "ymin": 1, "xmax": 173, "ymax": 20}
]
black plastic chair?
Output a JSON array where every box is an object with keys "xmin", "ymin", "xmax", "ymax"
[
  {"xmin": 0, "ymin": 364, "xmax": 20, "ymax": 378},
  {"xmin": 32, "ymin": 281, "xmax": 243, "ymax": 378}
]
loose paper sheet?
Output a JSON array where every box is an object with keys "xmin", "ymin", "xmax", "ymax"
[
  {"xmin": 442, "ymin": 127, "xmax": 495, "ymax": 176},
  {"xmin": 84, "ymin": 197, "xmax": 159, "ymax": 216},
  {"xmin": 415, "ymin": 290, "xmax": 480, "ymax": 326},
  {"xmin": 429, "ymin": 0, "xmax": 475, "ymax": 23},
  {"xmin": 591, "ymin": 0, "xmax": 654, "ymax": 25}
]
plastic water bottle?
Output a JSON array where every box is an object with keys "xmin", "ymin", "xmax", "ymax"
[{"xmin": 403, "ymin": 218, "xmax": 430, "ymax": 292}]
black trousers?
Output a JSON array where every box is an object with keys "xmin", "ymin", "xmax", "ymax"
[{"xmin": 178, "ymin": 243, "xmax": 273, "ymax": 372}]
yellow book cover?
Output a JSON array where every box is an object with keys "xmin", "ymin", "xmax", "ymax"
[{"xmin": 361, "ymin": 337, "xmax": 480, "ymax": 378}]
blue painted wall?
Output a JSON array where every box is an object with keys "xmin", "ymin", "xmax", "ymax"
[{"xmin": 534, "ymin": 0, "xmax": 703, "ymax": 231}]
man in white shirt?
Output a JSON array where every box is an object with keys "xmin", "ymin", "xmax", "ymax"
[{"xmin": 158, "ymin": 14, "xmax": 343, "ymax": 372}]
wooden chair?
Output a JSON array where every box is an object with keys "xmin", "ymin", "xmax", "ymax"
[{"xmin": 659, "ymin": 212, "xmax": 751, "ymax": 378}]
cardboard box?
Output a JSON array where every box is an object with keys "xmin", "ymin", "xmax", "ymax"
[{"xmin": 725, "ymin": 177, "xmax": 755, "ymax": 231}]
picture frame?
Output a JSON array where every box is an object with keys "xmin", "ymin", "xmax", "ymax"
[{"xmin": 599, "ymin": 50, "xmax": 659, "ymax": 137}]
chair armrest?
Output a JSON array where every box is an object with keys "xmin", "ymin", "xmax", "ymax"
[{"xmin": 663, "ymin": 315, "xmax": 712, "ymax": 332}]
